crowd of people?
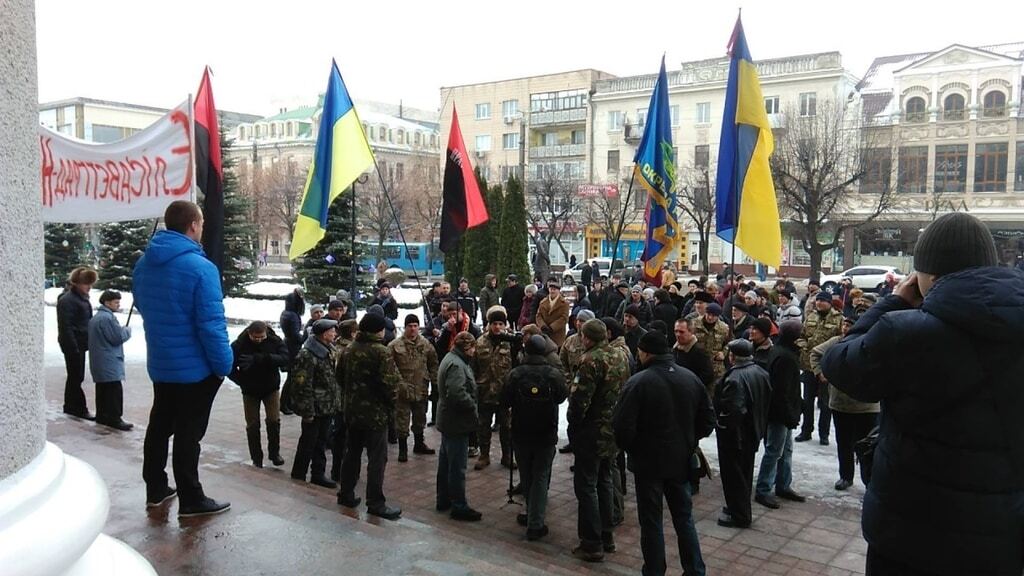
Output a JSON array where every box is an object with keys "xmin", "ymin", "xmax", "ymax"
[{"xmin": 55, "ymin": 201, "xmax": 1024, "ymax": 576}]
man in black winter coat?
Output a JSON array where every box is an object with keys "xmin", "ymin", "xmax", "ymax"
[
  {"xmin": 368, "ymin": 282, "xmax": 399, "ymax": 321},
  {"xmin": 279, "ymin": 288, "xmax": 306, "ymax": 413},
  {"xmin": 614, "ymin": 332, "xmax": 715, "ymax": 576},
  {"xmin": 229, "ymin": 321, "xmax": 290, "ymax": 468},
  {"xmin": 501, "ymin": 335, "xmax": 568, "ymax": 541},
  {"xmin": 57, "ymin": 266, "xmax": 98, "ymax": 418},
  {"xmin": 714, "ymin": 339, "xmax": 771, "ymax": 529},
  {"xmin": 500, "ymin": 275, "xmax": 525, "ymax": 330},
  {"xmin": 752, "ymin": 320, "xmax": 805, "ymax": 510},
  {"xmin": 672, "ymin": 318, "xmax": 714, "ymax": 395},
  {"xmin": 822, "ymin": 213, "xmax": 1024, "ymax": 576}
]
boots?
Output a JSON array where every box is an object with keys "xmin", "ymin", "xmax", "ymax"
[
  {"xmin": 413, "ymin": 433, "xmax": 435, "ymax": 455},
  {"xmin": 398, "ymin": 438, "xmax": 408, "ymax": 462},
  {"xmin": 474, "ymin": 444, "xmax": 491, "ymax": 470},
  {"xmin": 246, "ymin": 428, "xmax": 264, "ymax": 468},
  {"xmin": 500, "ymin": 453, "xmax": 517, "ymax": 470},
  {"xmin": 267, "ymin": 420, "xmax": 285, "ymax": 466}
]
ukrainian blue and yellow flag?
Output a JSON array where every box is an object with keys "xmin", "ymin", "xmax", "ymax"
[
  {"xmin": 715, "ymin": 16, "xmax": 782, "ymax": 267},
  {"xmin": 289, "ymin": 60, "xmax": 374, "ymax": 260},
  {"xmin": 634, "ymin": 56, "xmax": 680, "ymax": 285}
]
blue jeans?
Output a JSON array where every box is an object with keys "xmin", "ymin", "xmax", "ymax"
[
  {"xmin": 756, "ymin": 422, "xmax": 794, "ymax": 496},
  {"xmin": 437, "ymin": 433, "xmax": 469, "ymax": 511},
  {"xmin": 635, "ymin": 475, "xmax": 705, "ymax": 576}
]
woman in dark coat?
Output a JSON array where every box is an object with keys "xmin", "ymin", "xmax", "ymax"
[
  {"xmin": 279, "ymin": 288, "xmax": 305, "ymax": 413},
  {"xmin": 822, "ymin": 214, "xmax": 1024, "ymax": 576}
]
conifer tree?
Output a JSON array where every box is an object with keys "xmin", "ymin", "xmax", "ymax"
[
  {"xmin": 485, "ymin": 182, "xmax": 503, "ymax": 278},
  {"xmin": 461, "ymin": 169, "xmax": 494, "ymax": 291},
  {"xmin": 44, "ymin": 223, "xmax": 88, "ymax": 286},
  {"xmin": 443, "ymin": 238, "xmax": 465, "ymax": 287},
  {"xmin": 220, "ymin": 133, "xmax": 257, "ymax": 296},
  {"xmin": 96, "ymin": 220, "xmax": 152, "ymax": 291},
  {"xmin": 496, "ymin": 175, "xmax": 531, "ymax": 284},
  {"xmin": 294, "ymin": 191, "xmax": 364, "ymax": 305}
]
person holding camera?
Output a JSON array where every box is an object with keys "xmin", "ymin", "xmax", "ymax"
[{"xmin": 472, "ymin": 307, "xmax": 517, "ymax": 470}]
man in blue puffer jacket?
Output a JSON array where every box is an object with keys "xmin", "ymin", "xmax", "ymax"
[
  {"xmin": 822, "ymin": 213, "xmax": 1024, "ymax": 576},
  {"xmin": 134, "ymin": 200, "xmax": 234, "ymax": 518}
]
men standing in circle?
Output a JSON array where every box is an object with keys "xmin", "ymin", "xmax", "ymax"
[
  {"xmin": 795, "ymin": 292, "xmax": 842, "ymax": 445},
  {"xmin": 472, "ymin": 307, "xmax": 516, "ymax": 470},
  {"xmin": 436, "ymin": 332, "xmax": 483, "ymax": 522},
  {"xmin": 714, "ymin": 339, "xmax": 771, "ymax": 529},
  {"xmin": 822, "ymin": 213, "xmax": 1024, "ymax": 576},
  {"xmin": 337, "ymin": 314, "xmax": 403, "ymax": 520},
  {"xmin": 229, "ymin": 320, "xmax": 290, "ymax": 468},
  {"xmin": 134, "ymin": 200, "xmax": 233, "ymax": 517},
  {"xmin": 614, "ymin": 331, "xmax": 715, "ymax": 576},
  {"xmin": 88, "ymin": 289, "xmax": 133, "ymax": 430},
  {"xmin": 290, "ymin": 319, "xmax": 340, "ymax": 487},
  {"xmin": 569, "ymin": 318, "xmax": 630, "ymax": 563},
  {"xmin": 58, "ymin": 266, "xmax": 97, "ymax": 419},
  {"xmin": 388, "ymin": 314, "xmax": 439, "ymax": 463},
  {"xmin": 502, "ymin": 335, "xmax": 568, "ymax": 540}
]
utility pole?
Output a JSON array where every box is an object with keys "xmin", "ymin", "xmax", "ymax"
[{"xmin": 518, "ymin": 112, "xmax": 526, "ymax": 183}]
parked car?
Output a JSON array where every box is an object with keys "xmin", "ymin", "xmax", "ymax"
[
  {"xmin": 819, "ymin": 265, "xmax": 906, "ymax": 294},
  {"xmin": 565, "ymin": 258, "xmax": 624, "ymax": 284}
]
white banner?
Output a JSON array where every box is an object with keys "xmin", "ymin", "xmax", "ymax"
[{"xmin": 40, "ymin": 99, "xmax": 194, "ymax": 223}]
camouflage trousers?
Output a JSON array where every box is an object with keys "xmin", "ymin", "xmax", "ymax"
[
  {"xmin": 477, "ymin": 402, "xmax": 511, "ymax": 461},
  {"xmin": 395, "ymin": 399, "xmax": 428, "ymax": 439}
]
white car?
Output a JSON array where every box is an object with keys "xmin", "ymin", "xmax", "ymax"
[
  {"xmin": 565, "ymin": 258, "xmax": 623, "ymax": 284},
  {"xmin": 819, "ymin": 265, "xmax": 906, "ymax": 293}
]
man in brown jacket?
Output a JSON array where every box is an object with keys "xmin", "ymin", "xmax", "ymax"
[{"xmin": 536, "ymin": 278, "xmax": 570, "ymax": 348}]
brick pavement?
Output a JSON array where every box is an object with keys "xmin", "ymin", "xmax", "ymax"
[{"xmin": 45, "ymin": 359, "xmax": 867, "ymax": 576}]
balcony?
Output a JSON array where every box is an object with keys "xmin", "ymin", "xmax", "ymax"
[
  {"xmin": 529, "ymin": 143, "xmax": 585, "ymax": 159},
  {"xmin": 530, "ymin": 107, "xmax": 587, "ymax": 126},
  {"xmin": 624, "ymin": 122, "xmax": 644, "ymax": 145}
]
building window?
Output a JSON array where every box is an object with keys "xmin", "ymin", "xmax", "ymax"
[
  {"xmin": 608, "ymin": 111, "xmax": 624, "ymax": 131},
  {"xmin": 270, "ymin": 123, "xmax": 278, "ymax": 138},
  {"xmin": 502, "ymin": 99, "xmax": 518, "ymax": 119},
  {"xmin": 502, "ymin": 132, "xmax": 520, "ymax": 150},
  {"xmin": 696, "ymin": 102, "xmax": 711, "ymax": 124},
  {"xmin": 396, "ymin": 163, "xmax": 404, "ymax": 181},
  {"xmin": 764, "ymin": 96, "xmax": 780, "ymax": 115},
  {"xmin": 898, "ymin": 146, "xmax": 928, "ymax": 193},
  {"xmin": 607, "ymin": 150, "xmax": 620, "ymax": 172},
  {"xmin": 695, "ymin": 145, "xmax": 710, "ymax": 170},
  {"xmin": 799, "ymin": 92, "xmax": 817, "ymax": 117},
  {"xmin": 530, "ymin": 89, "xmax": 588, "ymax": 112},
  {"xmin": 475, "ymin": 135, "xmax": 492, "ymax": 151},
  {"xmin": 860, "ymin": 148, "xmax": 892, "ymax": 194},
  {"xmin": 397, "ymin": 130, "xmax": 405, "ymax": 145},
  {"xmin": 634, "ymin": 183, "xmax": 647, "ymax": 210},
  {"xmin": 430, "ymin": 135, "xmax": 437, "ymax": 147},
  {"xmin": 541, "ymin": 132, "xmax": 557, "ymax": 147},
  {"xmin": 974, "ymin": 143, "xmax": 1008, "ymax": 192},
  {"xmin": 475, "ymin": 103, "xmax": 491, "ymax": 120},
  {"xmin": 414, "ymin": 132, "xmax": 421, "ymax": 146},
  {"xmin": 480, "ymin": 165, "xmax": 491, "ymax": 181},
  {"xmin": 934, "ymin": 144, "xmax": 968, "ymax": 193},
  {"xmin": 500, "ymin": 165, "xmax": 521, "ymax": 181},
  {"xmin": 636, "ymin": 109, "xmax": 647, "ymax": 128},
  {"xmin": 983, "ymin": 91, "xmax": 1007, "ymax": 118},
  {"xmin": 943, "ymin": 94, "xmax": 965, "ymax": 121},
  {"xmin": 1017, "ymin": 142, "xmax": 1024, "ymax": 191},
  {"xmin": 905, "ymin": 97, "xmax": 927, "ymax": 123},
  {"xmin": 670, "ymin": 105, "xmax": 679, "ymax": 127},
  {"xmin": 571, "ymin": 130, "xmax": 585, "ymax": 145}
]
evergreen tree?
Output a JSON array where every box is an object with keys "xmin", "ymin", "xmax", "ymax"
[
  {"xmin": 496, "ymin": 176, "xmax": 531, "ymax": 284},
  {"xmin": 220, "ymin": 132, "xmax": 257, "ymax": 296},
  {"xmin": 294, "ymin": 191, "xmax": 364, "ymax": 305},
  {"xmin": 96, "ymin": 220, "xmax": 152, "ymax": 291},
  {"xmin": 461, "ymin": 169, "xmax": 495, "ymax": 291},
  {"xmin": 485, "ymin": 182, "xmax": 503, "ymax": 275},
  {"xmin": 44, "ymin": 223, "xmax": 87, "ymax": 286},
  {"xmin": 443, "ymin": 237, "xmax": 465, "ymax": 287}
]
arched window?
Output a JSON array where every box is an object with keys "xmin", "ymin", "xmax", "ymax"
[
  {"xmin": 397, "ymin": 129, "xmax": 405, "ymax": 145},
  {"xmin": 905, "ymin": 96, "xmax": 927, "ymax": 123},
  {"xmin": 983, "ymin": 91, "xmax": 1006, "ymax": 118},
  {"xmin": 943, "ymin": 94, "xmax": 965, "ymax": 121}
]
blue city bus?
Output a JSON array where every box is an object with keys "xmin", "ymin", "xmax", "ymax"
[{"xmin": 359, "ymin": 241, "xmax": 444, "ymax": 278}]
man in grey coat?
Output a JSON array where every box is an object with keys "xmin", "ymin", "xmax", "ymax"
[
  {"xmin": 88, "ymin": 290, "xmax": 133, "ymax": 430},
  {"xmin": 436, "ymin": 331, "xmax": 483, "ymax": 522}
]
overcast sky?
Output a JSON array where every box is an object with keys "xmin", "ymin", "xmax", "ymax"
[{"xmin": 36, "ymin": 0, "xmax": 1023, "ymax": 117}]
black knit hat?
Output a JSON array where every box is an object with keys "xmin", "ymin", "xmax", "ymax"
[
  {"xmin": 750, "ymin": 317, "xmax": 773, "ymax": 338},
  {"xmin": 525, "ymin": 335, "xmax": 547, "ymax": 355},
  {"xmin": 359, "ymin": 314, "xmax": 387, "ymax": 334},
  {"xmin": 637, "ymin": 331, "xmax": 670, "ymax": 355},
  {"xmin": 404, "ymin": 314, "xmax": 419, "ymax": 327},
  {"xmin": 914, "ymin": 213, "xmax": 997, "ymax": 276}
]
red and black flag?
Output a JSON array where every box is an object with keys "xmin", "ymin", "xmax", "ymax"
[
  {"xmin": 194, "ymin": 67, "xmax": 224, "ymax": 272},
  {"xmin": 440, "ymin": 106, "xmax": 488, "ymax": 253}
]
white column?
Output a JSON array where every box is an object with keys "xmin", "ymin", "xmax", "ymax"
[{"xmin": 0, "ymin": 1, "xmax": 153, "ymax": 574}]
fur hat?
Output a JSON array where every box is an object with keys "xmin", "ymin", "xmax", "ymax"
[
  {"xmin": 453, "ymin": 331, "xmax": 477, "ymax": 351},
  {"xmin": 486, "ymin": 306, "xmax": 508, "ymax": 324},
  {"xmin": 624, "ymin": 304, "xmax": 642, "ymax": 318},
  {"xmin": 693, "ymin": 291, "xmax": 714, "ymax": 303}
]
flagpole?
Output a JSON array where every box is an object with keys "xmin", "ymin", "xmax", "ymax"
[
  {"xmin": 125, "ymin": 219, "xmax": 161, "ymax": 327},
  {"xmin": 611, "ymin": 168, "xmax": 637, "ymax": 277}
]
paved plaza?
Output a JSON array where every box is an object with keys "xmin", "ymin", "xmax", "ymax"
[{"xmin": 45, "ymin": 326, "xmax": 868, "ymax": 576}]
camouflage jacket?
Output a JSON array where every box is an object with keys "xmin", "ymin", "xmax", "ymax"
[
  {"xmin": 798, "ymin": 308, "xmax": 843, "ymax": 370},
  {"xmin": 693, "ymin": 318, "xmax": 731, "ymax": 381},
  {"xmin": 568, "ymin": 341, "xmax": 630, "ymax": 459},
  {"xmin": 291, "ymin": 337, "xmax": 341, "ymax": 418},
  {"xmin": 473, "ymin": 333, "xmax": 515, "ymax": 405},
  {"xmin": 388, "ymin": 334, "xmax": 439, "ymax": 402},
  {"xmin": 609, "ymin": 335, "xmax": 636, "ymax": 375},
  {"xmin": 339, "ymin": 331, "xmax": 401, "ymax": 431},
  {"xmin": 560, "ymin": 332, "xmax": 587, "ymax": 382}
]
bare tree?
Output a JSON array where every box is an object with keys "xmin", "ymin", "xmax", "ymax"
[
  {"xmin": 770, "ymin": 98, "xmax": 899, "ymax": 279},
  {"xmin": 525, "ymin": 173, "xmax": 580, "ymax": 281},
  {"xmin": 360, "ymin": 168, "xmax": 407, "ymax": 262},
  {"xmin": 584, "ymin": 173, "xmax": 643, "ymax": 268},
  {"xmin": 249, "ymin": 162, "xmax": 306, "ymax": 247},
  {"xmin": 676, "ymin": 160, "xmax": 716, "ymax": 276}
]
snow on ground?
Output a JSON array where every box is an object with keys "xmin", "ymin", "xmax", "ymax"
[{"xmin": 245, "ymin": 281, "xmax": 300, "ymax": 297}]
